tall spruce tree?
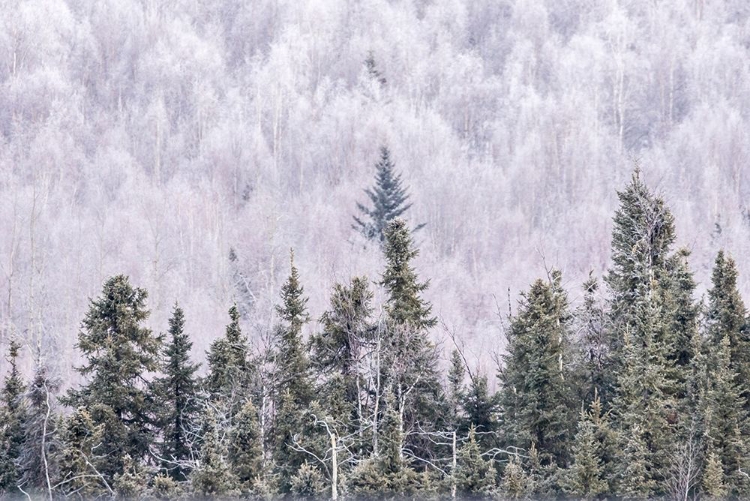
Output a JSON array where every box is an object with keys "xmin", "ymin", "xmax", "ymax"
[
  {"xmin": 152, "ymin": 304, "xmax": 201, "ymax": 480},
  {"xmin": 379, "ymin": 219, "xmax": 445, "ymax": 461},
  {"xmin": 701, "ymin": 336, "xmax": 750, "ymax": 495},
  {"xmin": 227, "ymin": 400, "xmax": 264, "ymax": 491},
  {"xmin": 272, "ymin": 251, "xmax": 315, "ymax": 492},
  {"xmin": 705, "ymin": 251, "xmax": 750, "ymax": 409},
  {"xmin": 0, "ymin": 339, "xmax": 26, "ymax": 493},
  {"xmin": 310, "ymin": 276, "xmax": 374, "ymax": 419},
  {"xmin": 205, "ymin": 303, "xmax": 250, "ymax": 411},
  {"xmin": 62, "ymin": 275, "xmax": 162, "ymax": 480},
  {"xmin": 353, "ymin": 147, "xmax": 423, "ymax": 243},
  {"xmin": 498, "ymin": 270, "xmax": 575, "ymax": 468},
  {"xmin": 564, "ymin": 404, "xmax": 608, "ymax": 499}
]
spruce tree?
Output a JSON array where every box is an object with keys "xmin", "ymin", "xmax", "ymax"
[
  {"xmin": 498, "ymin": 270, "xmax": 575, "ymax": 468},
  {"xmin": 310, "ymin": 276, "xmax": 374, "ymax": 427},
  {"xmin": 353, "ymin": 147, "xmax": 423, "ymax": 243},
  {"xmin": 379, "ymin": 219, "xmax": 445, "ymax": 462},
  {"xmin": 605, "ymin": 169, "xmax": 676, "ymax": 355},
  {"xmin": 190, "ymin": 410, "xmax": 239, "ymax": 497},
  {"xmin": 205, "ymin": 304, "xmax": 250, "ymax": 410},
  {"xmin": 153, "ymin": 304, "xmax": 201, "ymax": 480},
  {"xmin": 0, "ymin": 339, "xmax": 26, "ymax": 493},
  {"xmin": 227, "ymin": 401, "xmax": 263, "ymax": 490},
  {"xmin": 501, "ymin": 456, "xmax": 529, "ymax": 499},
  {"xmin": 564, "ymin": 406, "xmax": 608, "ymax": 499},
  {"xmin": 702, "ymin": 336, "xmax": 749, "ymax": 495},
  {"xmin": 705, "ymin": 251, "xmax": 750, "ymax": 409},
  {"xmin": 447, "ymin": 349, "xmax": 466, "ymax": 428},
  {"xmin": 702, "ymin": 451, "xmax": 728, "ymax": 499},
  {"xmin": 272, "ymin": 251, "xmax": 315, "ymax": 492},
  {"xmin": 55, "ymin": 407, "xmax": 107, "ymax": 498},
  {"xmin": 454, "ymin": 426, "xmax": 496, "ymax": 496},
  {"xmin": 62, "ymin": 275, "xmax": 162, "ymax": 480},
  {"xmin": 461, "ymin": 374, "xmax": 499, "ymax": 449}
]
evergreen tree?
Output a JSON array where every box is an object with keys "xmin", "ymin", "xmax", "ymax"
[
  {"xmin": 702, "ymin": 336, "xmax": 749, "ymax": 495},
  {"xmin": 379, "ymin": 219, "xmax": 445, "ymax": 462},
  {"xmin": 290, "ymin": 461, "xmax": 325, "ymax": 497},
  {"xmin": 113, "ymin": 453, "xmax": 149, "ymax": 499},
  {"xmin": 274, "ymin": 251, "xmax": 313, "ymax": 404},
  {"xmin": 605, "ymin": 169, "xmax": 676, "ymax": 357},
  {"xmin": 17, "ymin": 357, "xmax": 60, "ymax": 493},
  {"xmin": 190, "ymin": 410, "xmax": 238, "ymax": 497},
  {"xmin": 573, "ymin": 275, "xmax": 614, "ymax": 406},
  {"xmin": 205, "ymin": 304, "xmax": 249, "ymax": 411},
  {"xmin": 461, "ymin": 374, "xmax": 499, "ymax": 449},
  {"xmin": 62, "ymin": 275, "xmax": 162, "ymax": 480},
  {"xmin": 447, "ymin": 349, "xmax": 466, "ymax": 427},
  {"xmin": 55, "ymin": 407, "xmax": 107, "ymax": 498},
  {"xmin": 272, "ymin": 251, "xmax": 316, "ymax": 492},
  {"xmin": 152, "ymin": 304, "xmax": 201, "ymax": 480},
  {"xmin": 227, "ymin": 401, "xmax": 263, "ymax": 490},
  {"xmin": 310, "ymin": 276, "xmax": 374, "ymax": 427},
  {"xmin": 500, "ymin": 456, "xmax": 529, "ymax": 500},
  {"xmin": 564, "ymin": 406, "xmax": 607, "ymax": 499},
  {"xmin": 705, "ymin": 251, "xmax": 750, "ymax": 409},
  {"xmin": 498, "ymin": 270, "xmax": 575, "ymax": 468},
  {"xmin": 617, "ymin": 425, "xmax": 656, "ymax": 499},
  {"xmin": 454, "ymin": 426, "xmax": 496, "ymax": 496},
  {"xmin": 0, "ymin": 339, "xmax": 26, "ymax": 493},
  {"xmin": 701, "ymin": 451, "xmax": 728, "ymax": 499},
  {"xmin": 353, "ymin": 147, "xmax": 423, "ymax": 243}
]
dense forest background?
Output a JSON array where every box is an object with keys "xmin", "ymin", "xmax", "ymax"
[{"xmin": 2, "ymin": 0, "xmax": 750, "ymax": 380}]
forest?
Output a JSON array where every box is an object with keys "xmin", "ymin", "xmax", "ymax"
[
  {"xmin": 2, "ymin": 0, "xmax": 750, "ymax": 383},
  {"xmin": 1, "ymin": 172, "xmax": 750, "ymax": 500}
]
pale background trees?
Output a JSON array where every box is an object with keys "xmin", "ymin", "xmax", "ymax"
[{"xmin": 1, "ymin": 0, "xmax": 749, "ymax": 381}]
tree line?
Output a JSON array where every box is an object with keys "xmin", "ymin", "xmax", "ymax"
[{"xmin": 1, "ymin": 170, "xmax": 750, "ymax": 500}]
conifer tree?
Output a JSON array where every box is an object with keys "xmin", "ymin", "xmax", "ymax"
[
  {"xmin": 605, "ymin": 169, "xmax": 676, "ymax": 355},
  {"xmin": 702, "ymin": 451, "xmax": 727, "ymax": 499},
  {"xmin": 17, "ymin": 357, "xmax": 60, "ymax": 494},
  {"xmin": 227, "ymin": 401, "xmax": 263, "ymax": 490},
  {"xmin": 353, "ymin": 147, "xmax": 423, "ymax": 243},
  {"xmin": 274, "ymin": 251, "xmax": 313, "ymax": 404},
  {"xmin": 113, "ymin": 454, "xmax": 149, "ymax": 499},
  {"xmin": 564, "ymin": 407, "xmax": 607, "ymax": 499},
  {"xmin": 153, "ymin": 304, "xmax": 201, "ymax": 480},
  {"xmin": 0, "ymin": 339, "xmax": 26, "ymax": 493},
  {"xmin": 62, "ymin": 276, "xmax": 162, "ymax": 480},
  {"xmin": 55, "ymin": 407, "xmax": 107, "ymax": 498},
  {"xmin": 705, "ymin": 251, "xmax": 750, "ymax": 409},
  {"xmin": 702, "ymin": 336, "xmax": 749, "ymax": 495},
  {"xmin": 310, "ymin": 276, "xmax": 374, "ymax": 425},
  {"xmin": 379, "ymin": 219, "xmax": 445, "ymax": 460},
  {"xmin": 272, "ymin": 251, "xmax": 315, "ymax": 492},
  {"xmin": 501, "ymin": 456, "xmax": 529, "ymax": 499},
  {"xmin": 454, "ymin": 426, "xmax": 496, "ymax": 496},
  {"xmin": 447, "ymin": 349, "xmax": 466, "ymax": 427},
  {"xmin": 498, "ymin": 270, "xmax": 574, "ymax": 468},
  {"xmin": 190, "ymin": 410, "xmax": 238, "ymax": 497},
  {"xmin": 573, "ymin": 275, "xmax": 613, "ymax": 406},
  {"xmin": 461, "ymin": 375, "xmax": 499, "ymax": 449},
  {"xmin": 617, "ymin": 425, "xmax": 656, "ymax": 499},
  {"xmin": 205, "ymin": 304, "xmax": 249, "ymax": 411}
]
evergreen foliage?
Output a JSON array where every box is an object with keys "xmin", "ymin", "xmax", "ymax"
[
  {"xmin": 205, "ymin": 303, "xmax": 249, "ymax": 410},
  {"xmin": 564, "ymin": 405, "xmax": 607, "ymax": 499},
  {"xmin": 227, "ymin": 401, "xmax": 264, "ymax": 489},
  {"xmin": 62, "ymin": 275, "xmax": 162, "ymax": 480},
  {"xmin": 0, "ymin": 339, "xmax": 27, "ymax": 493},
  {"xmin": 498, "ymin": 270, "xmax": 574, "ymax": 467},
  {"xmin": 190, "ymin": 410, "xmax": 239, "ymax": 497},
  {"xmin": 353, "ymin": 147, "xmax": 423, "ymax": 243},
  {"xmin": 153, "ymin": 304, "xmax": 201, "ymax": 480},
  {"xmin": 454, "ymin": 426, "xmax": 496, "ymax": 496}
]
